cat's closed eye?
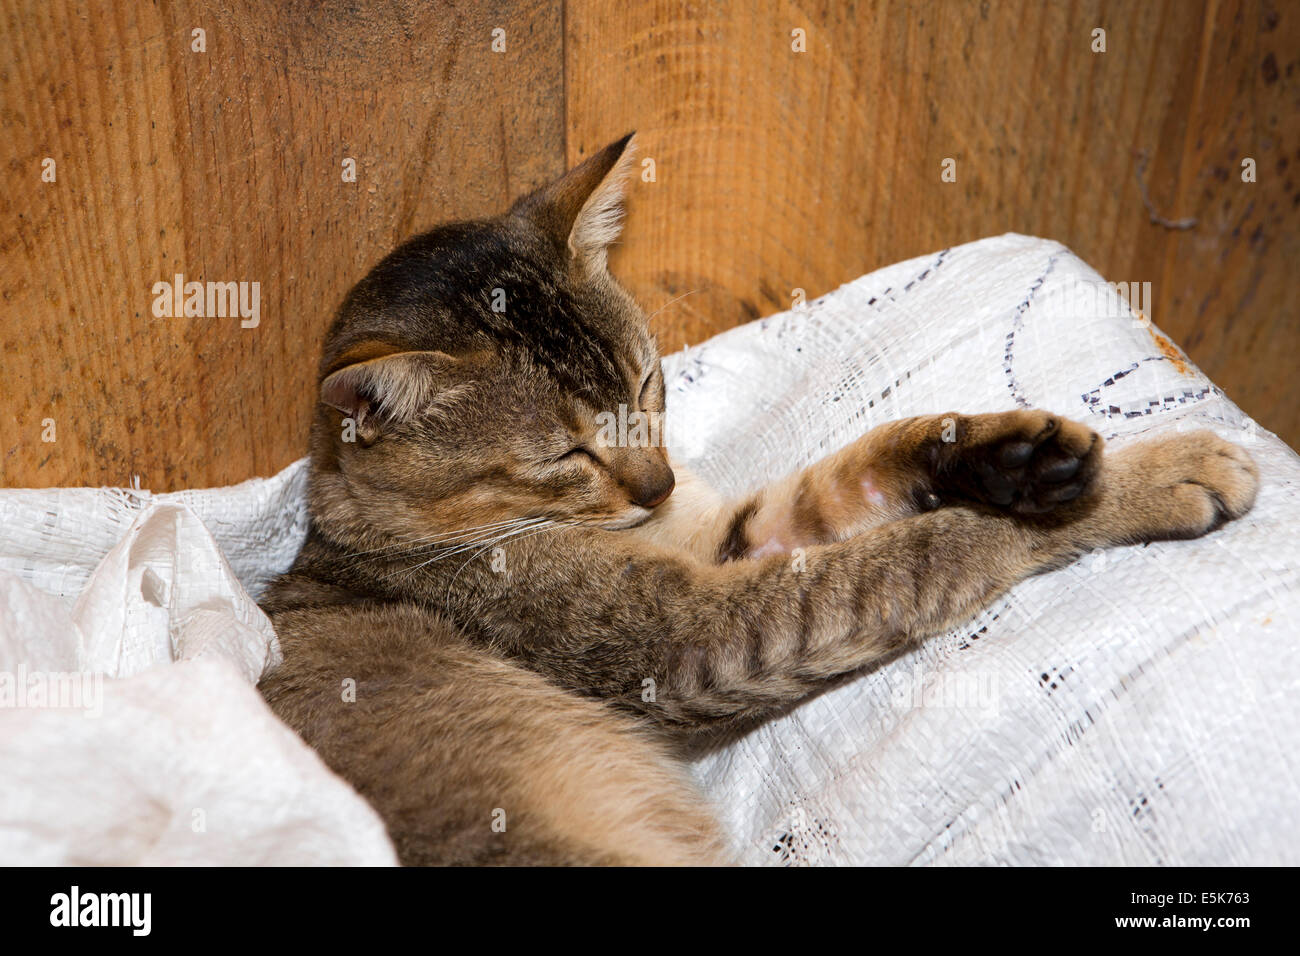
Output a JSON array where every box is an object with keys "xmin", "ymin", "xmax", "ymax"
[{"xmin": 553, "ymin": 446, "xmax": 598, "ymax": 466}]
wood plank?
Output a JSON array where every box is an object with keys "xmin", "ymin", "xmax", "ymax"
[
  {"xmin": 1154, "ymin": 0, "xmax": 1300, "ymax": 447},
  {"xmin": 566, "ymin": 0, "xmax": 1299, "ymax": 445},
  {"xmin": 3, "ymin": 0, "xmax": 1295, "ymax": 493},
  {"xmin": 1, "ymin": 0, "xmax": 566, "ymax": 489}
]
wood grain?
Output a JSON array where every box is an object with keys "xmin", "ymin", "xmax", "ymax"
[
  {"xmin": 566, "ymin": 0, "xmax": 1299, "ymax": 444},
  {"xmin": 1, "ymin": 0, "xmax": 565, "ymax": 489},
  {"xmin": 2, "ymin": 0, "xmax": 1296, "ymax": 490}
]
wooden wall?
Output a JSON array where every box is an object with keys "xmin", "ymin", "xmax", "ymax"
[{"xmin": 3, "ymin": 0, "xmax": 1296, "ymax": 490}]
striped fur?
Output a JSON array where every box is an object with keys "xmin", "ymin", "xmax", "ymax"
[{"xmin": 259, "ymin": 137, "xmax": 1259, "ymax": 865}]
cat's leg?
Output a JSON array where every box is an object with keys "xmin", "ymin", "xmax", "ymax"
[
  {"xmin": 635, "ymin": 409, "xmax": 1102, "ymax": 562},
  {"xmin": 717, "ymin": 409, "xmax": 1107, "ymax": 560},
  {"xmin": 485, "ymin": 427, "xmax": 1256, "ymax": 737},
  {"xmin": 262, "ymin": 604, "xmax": 730, "ymax": 866}
]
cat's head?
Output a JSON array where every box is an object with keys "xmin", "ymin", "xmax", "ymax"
[{"xmin": 308, "ymin": 134, "xmax": 676, "ymax": 544}]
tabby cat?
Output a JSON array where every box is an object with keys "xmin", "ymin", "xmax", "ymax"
[{"xmin": 258, "ymin": 134, "xmax": 1259, "ymax": 865}]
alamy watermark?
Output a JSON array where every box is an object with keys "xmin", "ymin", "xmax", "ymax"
[
  {"xmin": 1039, "ymin": 279, "xmax": 1154, "ymax": 327},
  {"xmin": 595, "ymin": 404, "xmax": 666, "ymax": 448},
  {"xmin": 890, "ymin": 659, "xmax": 1000, "ymax": 718},
  {"xmin": 0, "ymin": 666, "xmax": 103, "ymax": 718},
  {"xmin": 151, "ymin": 273, "xmax": 260, "ymax": 328}
]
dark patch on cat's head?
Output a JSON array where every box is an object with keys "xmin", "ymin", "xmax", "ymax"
[
  {"xmin": 307, "ymin": 135, "xmax": 677, "ymax": 546},
  {"xmin": 323, "ymin": 215, "xmax": 638, "ymax": 409}
]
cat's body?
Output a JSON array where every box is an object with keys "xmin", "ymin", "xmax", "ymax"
[{"xmin": 259, "ymin": 135, "xmax": 1259, "ymax": 865}]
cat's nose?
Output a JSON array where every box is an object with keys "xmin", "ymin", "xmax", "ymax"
[{"xmin": 627, "ymin": 462, "xmax": 675, "ymax": 509}]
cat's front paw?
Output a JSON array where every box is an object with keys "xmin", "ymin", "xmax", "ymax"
[
  {"xmin": 926, "ymin": 410, "xmax": 1103, "ymax": 516},
  {"xmin": 1102, "ymin": 430, "xmax": 1259, "ymax": 542}
]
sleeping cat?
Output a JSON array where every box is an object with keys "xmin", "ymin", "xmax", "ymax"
[{"xmin": 258, "ymin": 134, "xmax": 1259, "ymax": 865}]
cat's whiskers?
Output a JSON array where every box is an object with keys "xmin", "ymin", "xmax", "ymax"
[
  {"xmin": 350, "ymin": 508, "xmax": 642, "ymax": 585},
  {"xmin": 645, "ymin": 289, "xmax": 700, "ymax": 323},
  {"xmin": 380, "ymin": 518, "xmax": 557, "ymax": 585},
  {"xmin": 345, "ymin": 517, "xmax": 547, "ymax": 568},
  {"xmin": 344, "ymin": 516, "xmax": 536, "ymax": 557},
  {"xmin": 442, "ymin": 518, "xmax": 569, "ymax": 610}
]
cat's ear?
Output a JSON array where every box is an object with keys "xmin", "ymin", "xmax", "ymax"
[
  {"xmin": 320, "ymin": 349, "xmax": 463, "ymax": 445},
  {"xmin": 512, "ymin": 132, "xmax": 637, "ymax": 271}
]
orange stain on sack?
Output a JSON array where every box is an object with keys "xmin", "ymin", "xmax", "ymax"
[{"xmin": 1148, "ymin": 326, "xmax": 1191, "ymax": 375}]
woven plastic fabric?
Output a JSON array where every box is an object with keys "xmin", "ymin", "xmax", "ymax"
[
  {"xmin": 668, "ymin": 234, "xmax": 1300, "ymax": 865},
  {"xmin": 2, "ymin": 234, "xmax": 1295, "ymax": 865},
  {"xmin": 0, "ymin": 475, "xmax": 391, "ymax": 864}
]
